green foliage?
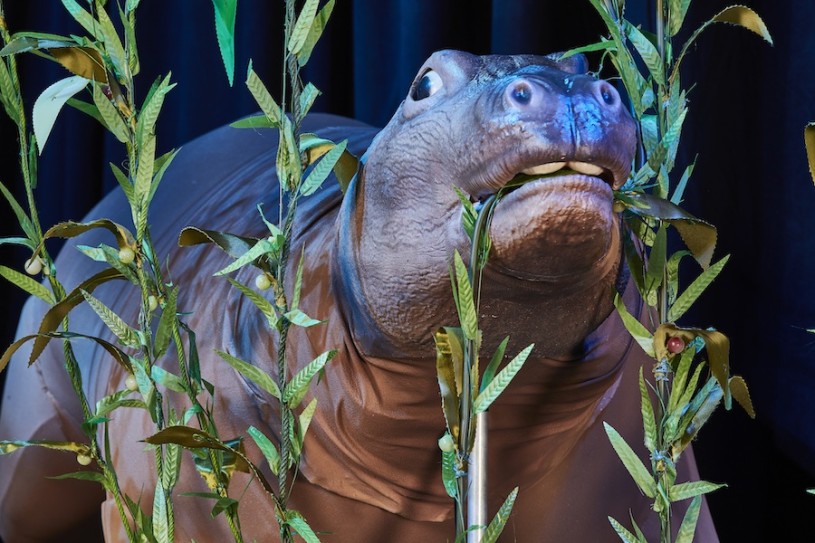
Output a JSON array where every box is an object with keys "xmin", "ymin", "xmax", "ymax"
[{"xmin": 573, "ymin": 1, "xmax": 771, "ymax": 540}]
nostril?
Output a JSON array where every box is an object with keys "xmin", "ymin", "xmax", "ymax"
[
  {"xmin": 510, "ymin": 81, "xmax": 533, "ymax": 106},
  {"xmin": 598, "ymin": 82, "xmax": 618, "ymax": 106}
]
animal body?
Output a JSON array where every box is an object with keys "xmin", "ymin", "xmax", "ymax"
[{"xmin": 0, "ymin": 51, "xmax": 717, "ymax": 541}]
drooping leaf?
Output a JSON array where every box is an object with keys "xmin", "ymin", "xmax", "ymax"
[
  {"xmin": 604, "ymin": 422, "xmax": 656, "ymax": 498},
  {"xmin": 0, "ymin": 264, "xmax": 54, "ymax": 303},
  {"xmin": 95, "ymin": 389, "xmax": 146, "ymax": 418},
  {"xmin": 210, "ymin": 0, "xmax": 238, "ymax": 85},
  {"xmin": 216, "ymin": 349, "xmax": 281, "ymax": 399},
  {"xmin": 33, "ymin": 75, "xmax": 89, "ymax": 154},
  {"xmin": 728, "ymin": 375, "xmax": 755, "ymax": 418},
  {"xmin": 283, "ymin": 350, "xmax": 335, "ymax": 408},
  {"xmin": 805, "ymin": 123, "xmax": 815, "ymax": 186},
  {"xmin": 712, "ymin": 6, "xmax": 773, "ymax": 45},
  {"xmin": 473, "ymin": 344, "xmax": 533, "ymax": 413},
  {"xmin": 178, "ymin": 227, "xmax": 269, "ymax": 272},
  {"xmin": 559, "ymin": 38, "xmax": 617, "ymax": 60},
  {"xmin": 42, "ymin": 218, "xmax": 135, "ymax": 251},
  {"xmin": 638, "ymin": 368, "xmax": 657, "ymax": 452},
  {"xmin": 29, "ymin": 268, "xmax": 125, "ymax": 365},
  {"xmin": 0, "ymin": 439, "xmax": 91, "ymax": 456},
  {"xmin": 213, "ymin": 237, "xmax": 276, "ymax": 276},
  {"xmin": 480, "ymin": 487, "xmax": 518, "ymax": 543},
  {"xmin": 668, "ymin": 255, "xmax": 729, "ymax": 322}
]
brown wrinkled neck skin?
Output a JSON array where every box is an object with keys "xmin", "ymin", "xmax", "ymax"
[{"xmin": 0, "ymin": 51, "xmax": 719, "ymax": 543}]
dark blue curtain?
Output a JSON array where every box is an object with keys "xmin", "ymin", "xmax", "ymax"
[{"xmin": 1, "ymin": 0, "xmax": 813, "ymax": 540}]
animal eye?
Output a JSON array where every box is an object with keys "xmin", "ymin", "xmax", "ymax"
[{"xmin": 412, "ymin": 69, "xmax": 443, "ymax": 101}]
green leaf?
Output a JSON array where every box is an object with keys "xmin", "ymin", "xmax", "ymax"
[
  {"xmin": 0, "ymin": 264, "xmax": 53, "ymax": 303},
  {"xmin": 210, "ymin": 0, "xmax": 238, "ymax": 85},
  {"xmin": 284, "ymin": 308, "xmax": 323, "ymax": 328},
  {"xmin": 300, "ymin": 134, "xmax": 358, "ymax": 193},
  {"xmin": 473, "ymin": 344, "xmax": 533, "ymax": 413},
  {"xmin": 81, "ymin": 289, "xmax": 140, "ymax": 348},
  {"xmin": 441, "ymin": 448, "xmax": 457, "ymax": 499},
  {"xmin": 178, "ymin": 227, "xmax": 266, "ymax": 267},
  {"xmin": 669, "ymin": 480, "xmax": 725, "ymax": 502},
  {"xmin": 213, "ymin": 237, "xmax": 276, "ymax": 276},
  {"xmin": 675, "ymin": 496, "xmax": 703, "ymax": 543},
  {"xmin": 49, "ymin": 470, "xmax": 106, "ymax": 484},
  {"xmin": 0, "ymin": 439, "xmax": 90, "ymax": 456},
  {"xmin": 151, "ymin": 366, "xmax": 186, "ymax": 393},
  {"xmin": 0, "ymin": 57, "xmax": 21, "ymax": 126},
  {"xmin": 152, "ymin": 481, "xmax": 172, "ymax": 543},
  {"xmin": 452, "ymin": 251, "xmax": 477, "ymax": 340},
  {"xmin": 296, "ymin": 0, "xmax": 335, "ymax": 66},
  {"xmin": 559, "ymin": 38, "xmax": 616, "ymax": 59},
  {"xmin": 60, "ymin": 0, "xmax": 102, "ymax": 40},
  {"xmin": 154, "ymin": 286, "xmax": 178, "ymax": 359},
  {"xmin": 216, "ymin": 349, "xmax": 281, "ymax": 399},
  {"xmin": 33, "ymin": 75, "xmax": 89, "ymax": 154},
  {"xmin": 230, "ymin": 114, "xmax": 275, "ymax": 129},
  {"xmin": 136, "ymin": 74, "xmax": 173, "ymax": 147},
  {"xmin": 246, "ymin": 66, "xmax": 282, "ymax": 126},
  {"xmin": 95, "ymin": 5, "xmax": 128, "ymax": 81},
  {"xmin": 480, "ymin": 487, "xmax": 518, "ymax": 543},
  {"xmin": 248, "ymin": 426, "xmax": 280, "ymax": 475},
  {"xmin": 668, "ymin": 0, "xmax": 693, "ymax": 36},
  {"xmin": 644, "ymin": 223, "xmax": 667, "ymax": 305},
  {"xmin": 298, "ymin": 397, "xmax": 318, "ymax": 442},
  {"xmin": 134, "ymin": 133, "xmax": 156, "ymax": 237},
  {"xmin": 608, "ymin": 516, "xmax": 641, "ymax": 543},
  {"xmin": 225, "ymin": 277, "xmax": 279, "ymax": 330},
  {"xmin": 805, "ymin": 123, "xmax": 815, "ymax": 187},
  {"xmin": 95, "ymin": 389, "xmax": 146, "ymax": 418},
  {"xmin": 92, "ymin": 82, "xmax": 129, "ymax": 143},
  {"xmin": 288, "ymin": 0, "xmax": 321, "ymax": 55},
  {"xmin": 666, "ymin": 250, "xmax": 691, "ymax": 306},
  {"xmin": 283, "ymin": 350, "xmax": 335, "ymax": 407},
  {"xmin": 480, "ymin": 336, "xmax": 509, "ymax": 393},
  {"xmin": 625, "ymin": 21, "xmax": 664, "ymax": 83},
  {"xmin": 277, "ymin": 116, "xmax": 300, "ymax": 191},
  {"xmin": 668, "ymin": 255, "xmax": 729, "ymax": 322},
  {"xmin": 285, "ymin": 510, "xmax": 321, "ymax": 543},
  {"xmin": 668, "ymin": 345, "xmax": 696, "ymax": 413},
  {"xmin": 298, "ymin": 82, "xmax": 321, "ymax": 117},
  {"xmin": 604, "ymin": 422, "xmax": 656, "ymax": 498},
  {"xmin": 300, "ymin": 139, "xmax": 347, "ymax": 196},
  {"xmin": 613, "ymin": 294, "xmax": 655, "ymax": 358},
  {"xmin": 638, "ymin": 368, "xmax": 657, "ymax": 452},
  {"xmin": 291, "ymin": 250, "xmax": 305, "ymax": 311}
]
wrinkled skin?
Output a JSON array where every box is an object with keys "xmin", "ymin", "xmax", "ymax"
[{"xmin": 0, "ymin": 51, "xmax": 718, "ymax": 542}]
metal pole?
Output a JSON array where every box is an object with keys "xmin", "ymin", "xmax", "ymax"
[{"xmin": 467, "ymin": 411, "xmax": 488, "ymax": 543}]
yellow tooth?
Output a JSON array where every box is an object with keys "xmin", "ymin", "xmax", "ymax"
[
  {"xmin": 567, "ymin": 161, "xmax": 604, "ymax": 176},
  {"xmin": 522, "ymin": 162, "xmax": 566, "ymax": 175}
]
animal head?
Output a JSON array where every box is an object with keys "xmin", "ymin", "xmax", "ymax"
[{"xmin": 337, "ymin": 50, "xmax": 638, "ymax": 359}]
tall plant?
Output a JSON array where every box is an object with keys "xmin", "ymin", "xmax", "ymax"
[{"xmin": 564, "ymin": 0, "xmax": 771, "ymax": 541}]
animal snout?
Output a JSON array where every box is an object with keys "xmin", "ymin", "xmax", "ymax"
[
  {"xmin": 503, "ymin": 76, "xmax": 623, "ymax": 113},
  {"xmin": 504, "ymin": 77, "xmax": 543, "ymax": 110},
  {"xmin": 592, "ymin": 80, "xmax": 621, "ymax": 108}
]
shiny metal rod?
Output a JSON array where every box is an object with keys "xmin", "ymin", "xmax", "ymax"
[{"xmin": 467, "ymin": 411, "xmax": 488, "ymax": 543}]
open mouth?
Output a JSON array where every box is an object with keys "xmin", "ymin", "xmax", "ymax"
[{"xmin": 469, "ymin": 160, "xmax": 617, "ymax": 206}]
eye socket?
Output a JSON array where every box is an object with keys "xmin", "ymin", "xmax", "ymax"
[{"xmin": 412, "ymin": 69, "xmax": 443, "ymax": 101}]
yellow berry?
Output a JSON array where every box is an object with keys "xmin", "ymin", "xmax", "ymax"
[
  {"xmin": 147, "ymin": 295, "xmax": 159, "ymax": 311},
  {"xmin": 255, "ymin": 273, "xmax": 272, "ymax": 290},
  {"xmin": 24, "ymin": 256, "xmax": 43, "ymax": 275},
  {"xmin": 76, "ymin": 453, "xmax": 93, "ymax": 466},
  {"xmin": 125, "ymin": 374, "xmax": 138, "ymax": 391},
  {"xmin": 118, "ymin": 247, "xmax": 135, "ymax": 264}
]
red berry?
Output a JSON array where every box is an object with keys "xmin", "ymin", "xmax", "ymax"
[{"xmin": 666, "ymin": 336, "xmax": 685, "ymax": 354}]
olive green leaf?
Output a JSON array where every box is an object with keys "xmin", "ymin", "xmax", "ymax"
[
  {"xmin": 50, "ymin": 471, "xmax": 106, "ymax": 484},
  {"xmin": 728, "ymin": 375, "xmax": 755, "ymax": 418},
  {"xmin": 136, "ymin": 74, "xmax": 174, "ymax": 148},
  {"xmin": 283, "ymin": 350, "xmax": 335, "ymax": 407},
  {"xmin": 81, "ymin": 289, "xmax": 141, "ymax": 348},
  {"xmin": 669, "ymin": 480, "xmax": 725, "ymax": 502},
  {"xmin": 60, "ymin": 0, "xmax": 102, "ymax": 40},
  {"xmin": 288, "ymin": 0, "xmax": 320, "ymax": 55},
  {"xmin": 210, "ymin": 0, "xmax": 238, "ymax": 85},
  {"xmin": 668, "ymin": 0, "xmax": 693, "ymax": 36},
  {"xmin": 300, "ymin": 139, "xmax": 348, "ymax": 196},
  {"xmin": 0, "ymin": 56, "xmax": 20, "ymax": 125},
  {"xmin": 41, "ymin": 218, "xmax": 135, "ymax": 252},
  {"xmin": 473, "ymin": 344, "xmax": 533, "ymax": 414},
  {"xmin": 230, "ymin": 114, "xmax": 275, "ymax": 129},
  {"xmin": 33, "ymin": 75, "xmax": 89, "ymax": 154},
  {"xmin": 0, "ymin": 264, "xmax": 53, "ymax": 303},
  {"xmin": 153, "ymin": 286, "xmax": 178, "ymax": 358},
  {"xmin": 216, "ymin": 349, "xmax": 281, "ymax": 399},
  {"xmin": 298, "ymin": 82, "xmax": 320, "ymax": 117},
  {"xmin": 608, "ymin": 516, "xmax": 642, "ymax": 543},
  {"xmin": 284, "ymin": 308, "xmax": 322, "ymax": 328},
  {"xmin": 92, "ymin": 82, "xmax": 129, "ymax": 143},
  {"xmin": 248, "ymin": 425, "xmax": 281, "ymax": 475},
  {"xmin": 668, "ymin": 344, "xmax": 697, "ymax": 413},
  {"xmin": 285, "ymin": 511, "xmax": 321, "ymax": 543},
  {"xmin": 0, "ymin": 439, "xmax": 91, "ymax": 456},
  {"xmin": 95, "ymin": 389, "xmax": 146, "ymax": 418},
  {"xmin": 214, "ymin": 237, "xmax": 276, "ymax": 276},
  {"xmin": 178, "ymin": 227, "xmax": 269, "ymax": 271},
  {"xmin": 644, "ymin": 223, "xmax": 667, "ymax": 306},
  {"xmin": 613, "ymin": 294, "xmax": 655, "ymax": 358},
  {"xmin": 300, "ymin": 133, "xmax": 359, "ymax": 193},
  {"xmin": 712, "ymin": 6, "xmax": 773, "ymax": 44},
  {"xmin": 604, "ymin": 422, "xmax": 657, "ymax": 498},
  {"xmin": 152, "ymin": 481, "xmax": 172, "ymax": 543},
  {"xmin": 480, "ymin": 487, "xmax": 518, "ymax": 543},
  {"xmin": 480, "ymin": 336, "xmax": 509, "ymax": 394},
  {"xmin": 296, "ymin": 0, "xmax": 335, "ymax": 66},
  {"xmin": 246, "ymin": 65, "xmax": 282, "ymax": 126},
  {"xmin": 675, "ymin": 495, "xmax": 703, "ymax": 543},
  {"xmin": 805, "ymin": 123, "xmax": 815, "ymax": 186},
  {"xmin": 668, "ymin": 253, "xmax": 727, "ymax": 321},
  {"xmin": 559, "ymin": 37, "xmax": 617, "ymax": 59},
  {"xmin": 226, "ymin": 278, "xmax": 279, "ymax": 330},
  {"xmin": 452, "ymin": 251, "xmax": 477, "ymax": 341},
  {"xmin": 624, "ymin": 21, "xmax": 664, "ymax": 84},
  {"xmin": 638, "ymin": 368, "xmax": 657, "ymax": 452},
  {"xmin": 150, "ymin": 366, "xmax": 186, "ymax": 394}
]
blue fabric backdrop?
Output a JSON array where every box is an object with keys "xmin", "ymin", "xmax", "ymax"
[{"xmin": 1, "ymin": 0, "xmax": 813, "ymax": 540}]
